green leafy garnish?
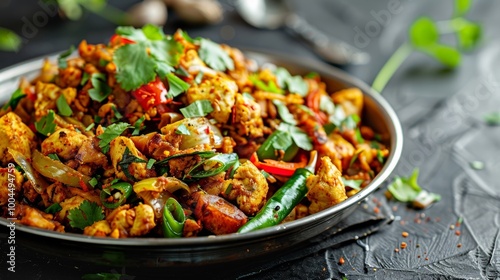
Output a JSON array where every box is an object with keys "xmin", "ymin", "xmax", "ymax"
[
  {"xmin": 45, "ymin": 203, "xmax": 62, "ymax": 214},
  {"xmin": 194, "ymin": 71, "xmax": 204, "ymax": 84},
  {"xmin": 56, "ymin": 94, "xmax": 73, "ymax": 117},
  {"xmin": 198, "ymin": 38, "xmax": 234, "ymax": 72},
  {"xmin": 166, "ymin": 73, "xmax": 190, "ymax": 99},
  {"xmin": 2, "ymin": 89, "xmax": 26, "ymax": 111},
  {"xmin": 113, "ymin": 25, "xmax": 184, "ymax": 91},
  {"xmin": 249, "ymin": 74, "xmax": 283, "ymax": 94},
  {"xmin": 48, "ymin": 153, "xmax": 60, "ymax": 161},
  {"xmin": 371, "ymin": 0, "xmax": 480, "ymax": 93},
  {"xmin": 274, "ymin": 67, "xmax": 309, "ymax": 96},
  {"xmin": 68, "ymin": 200, "xmax": 104, "ymax": 230},
  {"xmin": 376, "ymin": 150, "xmax": 385, "ymax": 164},
  {"xmin": 132, "ymin": 116, "xmax": 145, "ymax": 136},
  {"xmin": 118, "ymin": 147, "xmax": 146, "ymax": 181},
  {"xmin": 35, "ymin": 110, "xmax": 57, "ymax": 136},
  {"xmin": 89, "ymin": 177, "xmax": 99, "ymax": 187},
  {"xmin": 354, "ymin": 128, "xmax": 364, "ymax": 144},
  {"xmin": 58, "ymin": 45, "xmax": 75, "ymax": 69},
  {"xmin": 85, "ymin": 123, "xmax": 95, "ymax": 131},
  {"xmin": 348, "ymin": 149, "xmax": 363, "ymax": 169},
  {"xmin": 273, "ymin": 100, "xmax": 297, "ymax": 125},
  {"xmin": 180, "ymin": 100, "xmax": 214, "ymax": 118},
  {"xmin": 277, "ymin": 122, "xmax": 313, "ymax": 151},
  {"xmin": 80, "ymin": 72, "xmax": 90, "ymax": 86},
  {"xmin": 387, "ymin": 168, "xmax": 441, "ymax": 208},
  {"xmin": 469, "ymin": 160, "xmax": 484, "ymax": 170},
  {"xmin": 88, "ymin": 73, "xmax": 112, "ymax": 102},
  {"xmin": 147, "ymin": 158, "xmax": 156, "ymax": 169},
  {"xmin": 175, "ymin": 123, "xmax": 191, "ymax": 135},
  {"xmin": 0, "ymin": 27, "xmax": 21, "ymax": 51},
  {"xmin": 341, "ymin": 178, "xmax": 364, "ymax": 190},
  {"xmin": 97, "ymin": 122, "xmax": 131, "ymax": 153}
]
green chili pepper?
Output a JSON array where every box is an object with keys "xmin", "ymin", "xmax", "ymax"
[
  {"xmin": 162, "ymin": 197, "xmax": 186, "ymax": 238},
  {"xmin": 155, "ymin": 151, "xmax": 216, "ymax": 166},
  {"xmin": 256, "ymin": 130, "xmax": 299, "ymax": 161},
  {"xmin": 100, "ymin": 182, "xmax": 133, "ymax": 209},
  {"xmin": 238, "ymin": 151, "xmax": 318, "ymax": 234},
  {"xmin": 185, "ymin": 153, "xmax": 239, "ymax": 179}
]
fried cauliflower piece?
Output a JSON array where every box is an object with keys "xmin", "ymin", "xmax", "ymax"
[
  {"xmin": 0, "ymin": 167, "xmax": 23, "ymax": 206},
  {"xmin": 306, "ymin": 156, "xmax": 347, "ymax": 214},
  {"xmin": 109, "ymin": 136, "xmax": 156, "ymax": 182},
  {"xmin": 83, "ymin": 220, "xmax": 112, "ymax": 237},
  {"xmin": 19, "ymin": 205, "xmax": 64, "ymax": 231},
  {"xmin": 34, "ymin": 81, "xmax": 76, "ymax": 119},
  {"xmin": 331, "ymin": 88, "xmax": 363, "ymax": 117},
  {"xmin": 186, "ymin": 76, "xmax": 238, "ymax": 124},
  {"xmin": 41, "ymin": 128, "xmax": 88, "ymax": 161},
  {"xmin": 223, "ymin": 161, "xmax": 268, "ymax": 215},
  {"xmin": 316, "ymin": 133, "xmax": 355, "ymax": 172},
  {"xmin": 0, "ymin": 112, "xmax": 37, "ymax": 165},
  {"xmin": 232, "ymin": 93, "xmax": 264, "ymax": 138},
  {"xmin": 106, "ymin": 204, "xmax": 156, "ymax": 238}
]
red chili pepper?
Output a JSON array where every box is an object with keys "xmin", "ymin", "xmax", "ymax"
[
  {"xmin": 250, "ymin": 153, "xmax": 307, "ymax": 177},
  {"xmin": 109, "ymin": 34, "xmax": 135, "ymax": 46},
  {"xmin": 79, "ymin": 179, "xmax": 89, "ymax": 192},
  {"xmin": 132, "ymin": 77, "xmax": 169, "ymax": 111}
]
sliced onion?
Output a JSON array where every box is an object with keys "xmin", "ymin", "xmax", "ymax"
[
  {"xmin": 8, "ymin": 148, "xmax": 48, "ymax": 194},
  {"xmin": 31, "ymin": 150, "xmax": 91, "ymax": 189},
  {"xmin": 161, "ymin": 117, "xmax": 223, "ymax": 150}
]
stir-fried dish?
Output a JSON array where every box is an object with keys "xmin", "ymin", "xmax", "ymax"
[{"xmin": 0, "ymin": 25, "xmax": 389, "ymax": 238}]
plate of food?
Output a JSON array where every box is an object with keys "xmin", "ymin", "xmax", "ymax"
[{"xmin": 0, "ymin": 25, "xmax": 402, "ymax": 267}]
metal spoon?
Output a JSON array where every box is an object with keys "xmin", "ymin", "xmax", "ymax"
[{"xmin": 235, "ymin": 0, "xmax": 370, "ymax": 65}]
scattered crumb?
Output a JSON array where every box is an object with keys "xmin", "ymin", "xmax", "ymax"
[
  {"xmin": 392, "ymin": 206, "xmax": 398, "ymax": 211},
  {"xmin": 425, "ymin": 257, "xmax": 429, "ymax": 261},
  {"xmin": 455, "ymin": 230, "xmax": 461, "ymax": 236},
  {"xmin": 402, "ymin": 231, "xmax": 409, "ymax": 238},
  {"xmin": 414, "ymin": 218, "xmax": 421, "ymax": 224},
  {"xmin": 400, "ymin": 242, "xmax": 407, "ymax": 249},
  {"xmin": 417, "ymin": 255, "xmax": 421, "ymax": 258},
  {"xmin": 416, "ymin": 244, "xmax": 420, "ymax": 248},
  {"xmin": 322, "ymin": 267, "xmax": 326, "ymax": 271},
  {"xmin": 400, "ymin": 220, "xmax": 406, "ymax": 226},
  {"xmin": 338, "ymin": 257, "xmax": 345, "ymax": 265},
  {"xmin": 450, "ymin": 224, "xmax": 455, "ymax": 230},
  {"xmin": 373, "ymin": 207, "xmax": 380, "ymax": 214},
  {"xmin": 394, "ymin": 248, "xmax": 399, "ymax": 253},
  {"xmin": 457, "ymin": 243, "xmax": 462, "ymax": 248}
]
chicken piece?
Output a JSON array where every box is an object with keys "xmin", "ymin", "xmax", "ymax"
[
  {"xmin": 19, "ymin": 206, "xmax": 63, "ymax": 231},
  {"xmin": 192, "ymin": 191, "xmax": 247, "ymax": 235},
  {"xmin": 316, "ymin": 133, "xmax": 355, "ymax": 172},
  {"xmin": 183, "ymin": 218, "xmax": 202, "ymax": 237},
  {"xmin": 43, "ymin": 182, "xmax": 68, "ymax": 205},
  {"xmin": 224, "ymin": 161, "xmax": 268, "ymax": 215},
  {"xmin": 331, "ymin": 88, "xmax": 363, "ymax": 117},
  {"xmin": 306, "ymin": 156, "xmax": 347, "ymax": 214},
  {"xmin": 221, "ymin": 45, "xmax": 252, "ymax": 91},
  {"xmin": 232, "ymin": 93, "xmax": 264, "ymax": 138},
  {"xmin": 131, "ymin": 132, "xmax": 177, "ymax": 160},
  {"xmin": 0, "ymin": 112, "xmax": 37, "ymax": 166},
  {"xmin": 34, "ymin": 81, "xmax": 77, "ymax": 119},
  {"xmin": 74, "ymin": 138, "xmax": 108, "ymax": 166},
  {"xmin": 0, "ymin": 167, "xmax": 23, "ymax": 206},
  {"xmin": 83, "ymin": 220, "xmax": 112, "ymax": 237},
  {"xmin": 109, "ymin": 136, "xmax": 156, "ymax": 182},
  {"xmin": 106, "ymin": 204, "xmax": 156, "ymax": 238},
  {"xmin": 186, "ymin": 76, "xmax": 238, "ymax": 123},
  {"xmin": 57, "ymin": 196, "xmax": 86, "ymax": 222},
  {"xmin": 41, "ymin": 128, "xmax": 88, "ymax": 161}
]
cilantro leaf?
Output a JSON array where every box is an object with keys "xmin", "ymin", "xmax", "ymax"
[
  {"xmin": 198, "ymin": 38, "xmax": 234, "ymax": 72},
  {"xmin": 80, "ymin": 72, "xmax": 90, "ymax": 86},
  {"xmin": 141, "ymin": 24, "xmax": 164, "ymax": 40},
  {"xmin": 273, "ymin": 100, "xmax": 297, "ymax": 125},
  {"xmin": 48, "ymin": 153, "xmax": 60, "ymax": 161},
  {"xmin": 88, "ymin": 73, "xmax": 112, "ymax": 102},
  {"xmin": 277, "ymin": 123, "xmax": 313, "ymax": 151},
  {"xmin": 2, "ymin": 88, "xmax": 26, "ymax": 111},
  {"xmin": 35, "ymin": 110, "xmax": 57, "ymax": 136},
  {"xmin": 97, "ymin": 122, "xmax": 131, "ymax": 153},
  {"xmin": 118, "ymin": 147, "xmax": 146, "ymax": 181},
  {"xmin": 175, "ymin": 123, "xmax": 191, "ymax": 135},
  {"xmin": 115, "ymin": 26, "xmax": 148, "ymax": 41},
  {"xmin": 56, "ymin": 94, "xmax": 73, "ymax": 117},
  {"xmin": 341, "ymin": 177, "xmax": 364, "ymax": 190},
  {"xmin": 45, "ymin": 203, "xmax": 62, "ymax": 214},
  {"xmin": 166, "ymin": 73, "xmax": 190, "ymax": 99},
  {"xmin": 58, "ymin": 45, "xmax": 75, "ymax": 69},
  {"xmin": 274, "ymin": 67, "xmax": 308, "ymax": 96},
  {"xmin": 180, "ymin": 100, "xmax": 214, "ymax": 118},
  {"xmin": 68, "ymin": 200, "xmax": 104, "ymax": 230},
  {"xmin": 249, "ymin": 74, "xmax": 283, "ymax": 94},
  {"xmin": 114, "ymin": 43, "xmax": 157, "ymax": 91},
  {"xmin": 271, "ymin": 130, "xmax": 293, "ymax": 151}
]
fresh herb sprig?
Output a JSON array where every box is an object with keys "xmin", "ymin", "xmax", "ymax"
[{"xmin": 372, "ymin": 0, "xmax": 481, "ymax": 93}]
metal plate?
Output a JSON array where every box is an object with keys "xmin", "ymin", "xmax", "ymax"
[{"xmin": 0, "ymin": 50, "xmax": 403, "ymax": 267}]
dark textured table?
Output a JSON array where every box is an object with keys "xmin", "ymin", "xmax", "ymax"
[{"xmin": 1, "ymin": 0, "xmax": 499, "ymax": 279}]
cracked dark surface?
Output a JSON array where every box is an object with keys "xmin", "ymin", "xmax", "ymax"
[{"xmin": 1, "ymin": 0, "xmax": 499, "ymax": 279}]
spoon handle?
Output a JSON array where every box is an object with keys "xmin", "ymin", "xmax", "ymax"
[{"xmin": 284, "ymin": 13, "xmax": 370, "ymax": 65}]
